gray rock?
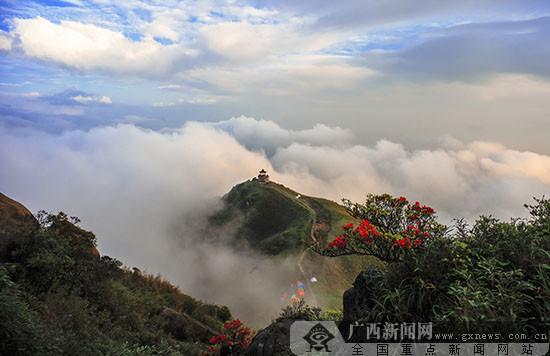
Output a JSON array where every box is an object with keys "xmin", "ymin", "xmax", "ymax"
[
  {"xmin": 247, "ymin": 266, "xmax": 385, "ymax": 355},
  {"xmin": 245, "ymin": 320, "xmax": 294, "ymax": 356},
  {"xmin": 343, "ymin": 266, "xmax": 383, "ymax": 321}
]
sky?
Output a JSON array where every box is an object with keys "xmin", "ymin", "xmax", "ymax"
[
  {"xmin": 0, "ymin": 0, "xmax": 549, "ymax": 151},
  {"xmin": 1, "ymin": 0, "xmax": 550, "ymax": 320}
]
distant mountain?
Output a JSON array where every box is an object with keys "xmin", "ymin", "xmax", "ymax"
[{"xmin": 210, "ymin": 177, "xmax": 381, "ymax": 310}]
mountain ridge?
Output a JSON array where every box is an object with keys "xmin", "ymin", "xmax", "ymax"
[
  {"xmin": 210, "ymin": 177, "xmax": 381, "ymax": 311},
  {"xmin": 210, "ymin": 178, "xmax": 355, "ymax": 255}
]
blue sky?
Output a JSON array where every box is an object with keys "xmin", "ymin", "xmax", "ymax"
[{"xmin": 1, "ymin": 1, "xmax": 550, "ymax": 151}]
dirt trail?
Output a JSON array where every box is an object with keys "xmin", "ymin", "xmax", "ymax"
[{"xmin": 296, "ymin": 218, "xmax": 320, "ymax": 306}]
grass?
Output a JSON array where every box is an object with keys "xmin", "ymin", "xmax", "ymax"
[
  {"xmin": 211, "ymin": 180, "xmax": 315, "ymax": 255},
  {"xmin": 211, "ymin": 179, "xmax": 382, "ymax": 310}
]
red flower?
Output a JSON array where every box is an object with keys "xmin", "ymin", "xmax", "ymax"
[
  {"xmin": 393, "ymin": 237, "xmax": 413, "ymax": 249},
  {"xmin": 397, "ymin": 196, "xmax": 408, "ymax": 204},
  {"xmin": 328, "ymin": 235, "xmax": 346, "ymax": 249},
  {"xmin": 342, "ymin": 222, "xmax": 354, "ymax": 230},
  {"xmin": 224, "ymin": 319, "xmax": 243, "ymax": 330},
  {"xmin": 421, "ymin": 205, "xmax": 435, "ymax": 215},
  {"xmin": 204, "ymin": 319, "xmax": 253, "ymax": 356},
  {"xmin": 354, "ymin": 219, "xmax": 379, "ymax": 240},
  {"xmin": 393, "ymin": 239, "xmax": 406, "ymax": 248}
]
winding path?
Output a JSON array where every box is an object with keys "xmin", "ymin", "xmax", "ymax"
[{"xmin": 296, "ymin": 218, "xmax": 319, "ymax": 306}]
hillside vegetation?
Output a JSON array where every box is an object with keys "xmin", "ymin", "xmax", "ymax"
[
  {"xmin": 210, "ymin": 179, "xmax": 380, "ymax": 310},
  {"xmin": 211, "ymin": 179, "xmax": 363, "ymax": 254},
  {"xmin": 246, "ymin": 194, "xmax": 550, "ymax": 355},
  {"xmin": 317, "ymin": 194, "xmax": 550, "ymax": 332},
  {"xmin": 0, "ymin": 196, "xmax": 232, "ymax": 356}
]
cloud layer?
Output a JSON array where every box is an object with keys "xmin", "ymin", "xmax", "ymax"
[
  {"xmin": 1, "ymin": 1, "xmax": 550, "ymax": 155},
  {"xmin": 11, "ymin": 17, "xmax": 196, "ymax": 75},
  {"xmin": 1, "ymin": 1, "xmax": 549, "ymax": 325},
  {"xmin": 1, "ymin": 118, "xmax": 549, "ymax": 323}
]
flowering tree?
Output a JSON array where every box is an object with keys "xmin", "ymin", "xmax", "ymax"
[
  {"xmin": 314, "ymin": 194, "xmax": 444, "ymax": 262},
  {"xmin": 201, "ymin": 319, "xmax": 253, "ymax": 356}
]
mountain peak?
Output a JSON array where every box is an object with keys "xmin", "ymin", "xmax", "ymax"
[{"xmin": 211, "ymin": 179, "xmax": 352, "ymax": 255}]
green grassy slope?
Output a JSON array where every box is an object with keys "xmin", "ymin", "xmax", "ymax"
[
  {"xmin": 210, "ymin": 179, "xmax": 381, "ymax": 311},
  {"xmin": 211, "ymin": 180, "xmax": 357, "ymax": 253},
  {"xmin": 211, "ymin": 180, "xmax": 314, "ymax": 255}
]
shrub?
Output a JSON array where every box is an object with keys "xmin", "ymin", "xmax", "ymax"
[
  {"xmin": 314, "ymin": 194, "xmax": 550, "ymax": 334},
  {"xmin": 1, "ymin": 211, "xmax": 232, "ymax": 355},
  {"xmin": 275, "ymin": 300, "xmax": 321, "ymax": 322},
  {"xmin": 315, "ymin": 194, "xmax": 444, "ymax": 262},
  {"xmin": 201, "ymin": 319, "xmax": 253, "ymax": 356}
]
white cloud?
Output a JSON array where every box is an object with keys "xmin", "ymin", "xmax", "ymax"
[
  {"xmin": 183, "ymin": 54, "xmax": 374, "ymax": 94},
  {"xmin": 140, "ymin": 9, "xmax": 186, "ymax": 42},
  {"xmin": 11, "ymin": 17, "xmax": 196, "ymax": 75},
  {"xmin": 0, "ymin": 81, "xmax": 32, "ymax": 87},
  {"xmin": 269, "ymin": 139, "xmax": 550, "ymax": 220},
  {"xmin": 470, "ymin": 141, "xmax": 550, "ymax": 184},
  {"xmin": 1, "ymin": 118, "xmax": 550, "ymax": 323},
  {"xmin": 21, "ymin": 91, "xmax": 42, "ymax": 97},
  {"xmin": 98, "ymin": 95, "xmax": 112, "ymax": 104},
  {"xmin": 157, "ymin": 84, "xmax": 182, "ymax": 90},
  {"xmin": 72, "ymin": 94, "xmax": 112, "ymax": 104},
  {"xmin": 152, "ymin": 95, "xmax": 221, "ymax": 107},
  {"xmin": 2, "ymin": 118, "xmax": 548, "ymax": 234},
  {"xmin": 200, "ymin": 20, "xmax": 343, "ymax": 62},
  {"xmin": 210, "ymin": 116, "xmax": 354, "ymax": 155},
  {"xmin": 466, "ymin": 74, "xmax": 550, "ymax": 101}
]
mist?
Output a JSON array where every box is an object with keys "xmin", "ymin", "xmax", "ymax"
[{"xmin": 1, "ymin": 117, "xmax": 549, "ymax": 325}]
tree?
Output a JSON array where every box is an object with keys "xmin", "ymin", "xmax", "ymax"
[
  {"xmin": 313, "ymin": 194, "xmax": 445, "ymax": 262},
  {"xmin": 313, "ymin": 194, "xmax": 550, "ymax": 334}
]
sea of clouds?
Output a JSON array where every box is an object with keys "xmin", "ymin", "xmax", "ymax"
[{"xmin": 1, "ymin": 116, "xmax": 549, "ymax": 324}]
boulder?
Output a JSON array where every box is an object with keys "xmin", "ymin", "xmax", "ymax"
[
  {"xmin": 342, "ymin": 266, "xmax": 383, "ymax": 321},
  {"xmin": 0, "ymin": 193, "xmax": 38, "ymax": 260},
  {"xmin": 245, "ymin": 319, "xmax": 294, "ymax": 356}
]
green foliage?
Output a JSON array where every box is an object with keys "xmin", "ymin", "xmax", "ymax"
[
  {"xmin": 316, "ymin": 194, "xmax": 444, "ymax": 262},
  {"xmin": 211, "ymin": 180, "xmax": 314, "ymax": 254},
  {"xmin": 211, "ymin": 179, "xmax": 363, "ymax": 255},
  {"xmin": 319, "ymin": 309, "xmax": 343, "ymax": 321},
  {"xmin": 1, "ymin": 212, "xmax": 231, "ymax": 355},
  {"xmin": 342, "ymin": 194, "xmax": 445, "ymax": 235},
  {"xmin": 276, "ymin": 300, "xmax": 322, "ymax": 322},
  {"xmin": 0, "ymin": 266, "xmax": 51, "ymax": 355},
  {"xmin": 339, "ymin": 195, "xmax": 550, "ymax": 334},
  {"xmin": 211, "ymin": 180, "xmax": 375, "ymax": 312}
]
